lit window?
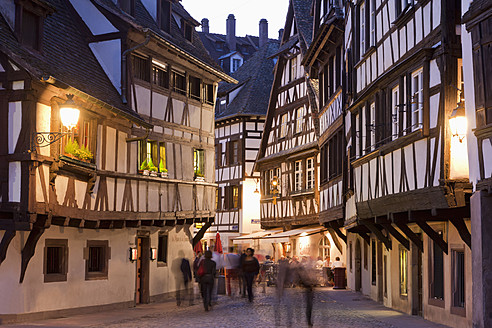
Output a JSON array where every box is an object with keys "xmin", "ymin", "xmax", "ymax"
[
  {"xmin": 306, "ymin": 157, "xmax": 314, "ymax": 190},
  {"xmin": 411, "ymin": 68, "xmax": 424, "ymax": 131},
  {"xmin": 295, "ymin": 107, "xmax": 304, "ymax": 133},
  {"xmin": 152, "ymin": 59, "xmax": 169, "ymax": 88},
  {"xmin": 290, "ymin": 56, "xmax": 298, "ymax": 81},
  {"xmin": 60, "ymin": 117, "xmax": 94, "ymax": 163},
  {"xmin": 194, "ymin": 149, "xmax": 205, "ymax": 177},
  {"xmin": 399, "ymin": 246, "xmax": 408, "ymax": 295},
  {"xmin": 294, "ymin": 160, "xmax": 302, "ymax": 191},
  {"xmin": 280, "ymin": 114, "xmax": 288, "ymax": 138},
  {"xmin": 232, "ymin": 185, "xmax": 240, "ymax": 208}
]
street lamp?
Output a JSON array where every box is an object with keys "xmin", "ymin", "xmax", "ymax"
[
  {"xmin": 449, "ymin": 93, "xmax": 466, "ymax": 143},
  {"xmin": 271, "ymin": 176, "xmax": 279, "ymax": 205},
  {"xmin": 32, "ymin": 94, "xmax": 80, "ymax": 151}
]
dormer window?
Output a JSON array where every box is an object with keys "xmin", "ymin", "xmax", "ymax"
[
  {"xmin": 158, "ymin": 0, "xmax": 171, "ymax": 33},
  {"xmin": 181, "ymin": 19, "xmax": 193, "ymax": 42},
  {"xmin": 15, "ymin": 0, "xmax": 53, "ymax": 51}
]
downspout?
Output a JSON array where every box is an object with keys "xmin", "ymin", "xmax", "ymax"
[{"xmin": 121, "ymin": 29, "xmax": 151, "ymax": 104}]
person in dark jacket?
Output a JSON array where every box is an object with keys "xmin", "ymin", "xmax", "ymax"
[
  {"xmin": 242, "ymin": 248, "xmax": 260, "ymax": 302},
  {"xmin": 176, "ymin": 250, "xmax": 193, "ymax": 306},
  {"xmin": 198, "ymin": 250, "xmax": 216, "ymax": 311}
]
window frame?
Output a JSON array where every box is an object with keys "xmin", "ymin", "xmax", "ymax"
[
  {"xmin": 429, "ymin": 230, "xmax": 445, "ymax": 307},
  {"xmin": 294, "ymin": 160, "xmax": 303, "ymax": 192},
  {"xmin": 85, "ymin": 240, "xmax": 110, "ymax": 281},
  {"xmin": 194, "ymin": 148, "xmax": 205, "ymax": 178},
  {"xmin": 44, "ymin": 239, "xmax": 68, "ymax": 283},
  {"xmin": 451, "ymin": 248, "xmax": 466, "ymax": 316},
  {"xmin": 391, "ymin": 85, "xmax": 400, "ymax": 140},
  {"xmin": 157, "ymin": 232, "xmax": 168, "ymax": 265},
  {"xmin": 411, "ymin": 68, "xmax": 424, "ymax": 132},
  {"xmin": 295, "ymin": 106, "xmax": 304, "ymax": 134},
  {"xmin": 399, "ymin": 246, "xmax": 408, "ymax": 296},
  {"xmin": 306, "ymin": 157, "xmax": 315, "ymax": 190},
  {"xmin": 280, "ymin": 113, "xmax": 288, "ymax": 139}
]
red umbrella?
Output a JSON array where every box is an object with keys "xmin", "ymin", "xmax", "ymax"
[
  {"xmin": 194, "ymin": 240, "xmax": 203, "ymax": 254},
  {"xmin": 215, "ymin": 232, "xmax": 223, "ymax": 254}
]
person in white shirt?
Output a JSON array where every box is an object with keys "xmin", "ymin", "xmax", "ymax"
[{"xmin": 331, "ymin": 256, "xmax": 344, "ymax": 269}]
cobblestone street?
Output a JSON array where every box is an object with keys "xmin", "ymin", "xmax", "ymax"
[{"xmin": 7, "ymin": 286, "xmax": 448, "ymax": 328}]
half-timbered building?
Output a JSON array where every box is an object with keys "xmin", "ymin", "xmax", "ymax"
[
  {"xmin": 461, "ymin": 1, "xmax": 492, "ymax": 327},
  {"xmin": 342, "ymin": 0, "xmax": 472, "ymax": 326},
  {"xmin": 302, "ymin": 0, "xmax": 347, "ymax": 262},
  {"xmin": 205, "ymin": 41, "xmax": 279, "ymax": 253},
  {"xmin": 256, "ymin": 0, "xmax": 329, "ymax": 261},
  {"xmin": 0, "ymin": 0, "xmax": 234, "ymax": 321}
]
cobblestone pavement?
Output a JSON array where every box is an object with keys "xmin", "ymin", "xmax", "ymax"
[{"xmin": 6, "ymin": 286, "xmax": 449, "ymax": 328}]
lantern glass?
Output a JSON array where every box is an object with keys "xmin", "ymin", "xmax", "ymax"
[
  {"xmin": 449, "ymin": 116, "xmax": 467, "ymax": 140},
  {"xmin": 59, "ymin": 95, "xmax": 80, "ymax": 129}
]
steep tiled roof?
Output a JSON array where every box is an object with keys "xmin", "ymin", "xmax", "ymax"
[
  {"xmin": 96, "ymin": 0, "xmax": 221, "ymax": 71},
  {"xmin": 198, "ymin": 32, "xmax": 260, "ymax": 67},
  {"xmin": 0, "ymin": 0, "xmax": 146, "ymax": 124},
  {"xmin": 292, "ymin": 0, "xmax": 313, "ymax": 50},
  {"xmin": 215, "ymin": 40, "xmax": 279, "ymax": 120}
]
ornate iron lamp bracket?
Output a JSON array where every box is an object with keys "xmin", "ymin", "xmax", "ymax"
[{"xmin": 31, "ymin": 132, "xmax": 70, "ymax": 151}]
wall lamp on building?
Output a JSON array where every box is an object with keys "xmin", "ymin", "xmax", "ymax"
[
  {"xmin": 271, "ymin": 176, "xmax": 279, "ymax": 204},
  {"xmin": 150, "ymin": 248, "xmax": 158, "ymax": 261},
  {"xmin": 129, "ymin": 247, "xmax": 138, "ymax": 262},
  {"xmin": 254, "ymin": 178, "xmax": 260, "ymax": 194},
  {"xmin": 449, "ymin": 93, "xmax": 466, "ymax": 143},
  {"xmin": 31, "ymin": 94, "xmax": 80, "ymax": 151}
]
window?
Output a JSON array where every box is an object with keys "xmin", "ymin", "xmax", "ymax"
[
  {"xmin": 60, "ymin": 116, "xmax": 95, "ymax": 163},
  {"xmin": 364, "ymin": 241, "xmax": 368, "ymax": 270},
  {"xmin": 215, "ymin": 143, "xmax": 222, "ymax": 167},
  {"xmin": 392, "ymin": 85, "xmax": 400, "ymax": 140},
  {"xmin": 232, "ymin": 185, "xmax": 240, "ymax": 208},
  {"xmin": 355, "ymin": 113, "xmax": 361, "ymax": 158},
  {"xmin": 399, "ymin": 246, "xmax": 408, "ymax": 296},
  {"xmin": 360, "ymin": 2, "xmax": 366, "ymax": 55},
  {"xmin": 158, "ymin": 233, "xmax": 168, "ymax": 263},
  {"xmin": 85, "ymin": 240, "xmax": 109, "ymax": 280},
  {"xmin": 371, "ymin": 239, "xmax": 376, "ymax": 285},
  {"xmin": 172, "ymin": 70, "xmax": 187, "ymax": 95},
  {"xmin": 204, "ymin": 84, "xmax": 215, "ymax": 105},
  {"xmin": 194, "ymin": 149, "xmax": 205, "ymax": 177},
  {"xmin": 133, "ymin": 54, "xmax": 151, "ymax": 82},
  {"xmin": 328, "ymin": 130, "xmax": 343, "ymax": 179},
  {"xmin": 216, "ymin": 187, "xmax": 221, "ymax": 210},
  {"xmin": 430, "ymin": 231, "xmax": 445, "ymax": 303},
  {"xmin": 280, "ymin": 114, "xmax": 288, "ymax": 138},
  {"xmin": 370, "ymin": 0, "xmax": 376, "ymax": 47},
  {"xmin": 139, "ymin": 141, "xmax": 166, "ymax": 173},
  {"xmin": 452, "ymin": 249, "xmax": 465, "ymax": 313},
  {"xmin": 294, "ymin": 160, "xmax": 302, "ymax": 191},
  {"xmin": 44, "ymin": 239, "xmax": 68, "ymax": 283},
  {"xmin": 295, "ymin": 107, "xmax": 304, "ymax": 134},
  {"xmin": 119, "ymin": 0, "xmax": 135, "ymax": 16},
  {"xmin": 396, "ymin": 0, "xmax": 409, "ymax": 17},
  {"xmin": 411, "ymin": 68, "xmax": 424, "ymax": 131},
  {"xmin": 349, "ymin": 242, "xmax": 353, "ymax": 272},
  {"xmin": 306, "ymin": 157, "xmax": 315, "ymax": 190},
  {"xmin": 232, "ymin": 58, "xmax": 241, "ymax": 72},
  {"xmin": 269, "ymin": 168, "xmax": 280, "ymax": 195},
  {"xmin": 369, "ymin": 102, "xmax": 376, "ymax": 151},
  {"xmin": 15, "ymin": 1, "xmax": 51, "ymax": 51},
  {"xmin": 152, "ymin": 59, "xmax": 169, "ymax": 88},
  {"xmin": 189, "ymin": 76, "xmax": 201, "ymax": 100},
  {"xmin": 290, "ymin": 56, "xmax": 298, "ymax": 81},
  {"xmin": 159, "ymin": 0, "xmax": 171, "ymax": 33},
  {"xmin": 229, "ymin": 140, "xmax": 240, "ymax": 164},
  {"xmin": 183, "ymin": 21, "xmax": 193, "ymax": 42}
]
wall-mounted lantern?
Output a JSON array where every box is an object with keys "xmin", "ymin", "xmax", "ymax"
[
  {"xmin": 129, "ymin": 247, "xmax": 138, "ymax": 262},
  {"xmin": 31, "ymin": 94, "xmax": 80, "ymax": 151},
  {"xmin": 150, "ymin": 248, "xmax": 158, "ymax": 261},
  {"xmin": 271, "ymin": 176, "xmax": 279, "ymax": 204},
  {"xmin": 254, "ymin": 178, "xmax": 260, "ymax": 194},
  {"xmin": 449, "ymin": 93, "xmax": 466, "ymax": 143}
]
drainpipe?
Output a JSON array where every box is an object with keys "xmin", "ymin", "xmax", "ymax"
[{"xmin": 121, "ymin": 29, "xmax": 151, "ymax": 104}]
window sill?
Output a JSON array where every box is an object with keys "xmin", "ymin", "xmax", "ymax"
[
  {"xmin": 157, "ymin": 261, "xmax": 168, "ymax": 268},
  {"xmin": 473, "ymin": 122, "xmax": 492, "ymax": 139},
  {"xmin": 60, "ymin": 155, "xmax": 96, "ymax": 170},
  {"xmin": 450, "ymin": 306, "xmax": 466, "ymax": 317},
  {"xmin": 291, "ymin": 189, "xmax": 314, "ymax": 197},
  {"xmin": 428, "ymin": 297, "xmax": 445, "ymax": 308},
  {"xmin": 138, "ymin": 170, "xmax": 168, "ymax": 178},
  {"xmin": 194, "ymin": 177, "xmax": 205, "ymax": 182},
  {"xmin": 391, "ymin": 5, "xmax": 415, "ymax": 29},
  {"xmin": 85, "ymin": 273, "xmax": 108, "ymax": 281},
  {"xmin": 44, "ymin": 273, "xmax": 67, "ymax": 283}
]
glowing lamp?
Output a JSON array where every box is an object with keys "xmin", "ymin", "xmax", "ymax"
[
  {"xmin": 449, "ymin": 99, "xmax": 466, "ymax": 143},
  {"xmin": 129, "ymin": 247, "xmax": 138, "ymax": 262},
  {"xmin": 271, "ymin": 176, "xmax": 278, "ymax": 188},
  {"xmin": 59, "ymin": 94, "xmax": 80, "ymax": 129}
]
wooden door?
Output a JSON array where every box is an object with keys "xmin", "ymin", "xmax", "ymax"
[{"xmin": 136, "ymin": 236, "xmax": 150, "ymax": 304}]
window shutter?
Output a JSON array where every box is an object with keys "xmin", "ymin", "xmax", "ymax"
[
  {"xmin": 224, "ymin": 186, "xmax": 229, "ymax": 209},
  {"xmin": 238, "ymin": 139, "xmax": 244, "ymax": 163},
  {"xmin": 225, "ymin": 142, "xmax": 230, "ymax": 166},
  {"xmin": 238, "ymin": 185, "xmax": 242, "ymax": 209}
]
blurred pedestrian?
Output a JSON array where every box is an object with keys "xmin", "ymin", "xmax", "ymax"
[
  {"xmin": 176, "ymin": 250, "xmax": 193, "ymax": 306},
  {"xmin": 322, "ymin": 255, "xmax": 332, "ymax": 286},
  {"xmin": 275, "ymin": 256, "xmax": 292, "ymax": 326},
  {"xmin": 298, "ymin": 257, "xmax": 317, "ymax": 327},
  {"xmin": 242, "ymin": 248, "xmax": 260, "ymax": 302},
  {"xmin": 198, "ymin": 250, "xmax": 216, "ymax": 311},
  {"xmin": 239, "ymin": 250, "xmax": 247, "ymax": 297}
]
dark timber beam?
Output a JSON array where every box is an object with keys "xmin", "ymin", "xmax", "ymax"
[
  {"xmin": 327, "ymin": 227, "xmax": 344, "ymax": 254},
  {"xmin": 377, "ymin": 217, "xmax": 410, "ymax": 251},
  {"xmin": 416, "ymin": 220, "xmax": 448, "ymax": 254},
  {"xmin": 20, "ymin": 216, "xmax": 47, "ymax": 283},
  {"xmin": 450, "ymin": 217, "xmax": 472, "ymax": 249},
  {"xmin": 0, "ymin": 230, "xmax": 16, "ymax": 266},
  {"xmin": 328, "ymin": 221, "xmax": 347, "ymax": 243},
  {"xmin": 193, "ymin": 221, "xmax": 212, "ymax": 247},
  {"xmin": 362, "ymin": 221, "xmax": 392, "ymax": 250},
  {"xmin": 356, "ymin": 231, "xmax": 370, "ymax": 245},
  {"xmin": 393, "ymin": 220, "xmax": 423, "ymax": 252}
]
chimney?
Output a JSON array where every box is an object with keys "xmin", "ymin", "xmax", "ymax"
[
  {"xmin": 201, "ymin": 18, "xmax": 209, "ymax": 33},
  {"xmin": 226, "ymin": 14, "xmax": 236, "ymax": 51},
  {"xmin": 278, "ymin": 29, "xmax": 284, "ymax": 41},
  {"xmin": 259, "ymin": 19, "xmax": 268, "ymax": 48}
]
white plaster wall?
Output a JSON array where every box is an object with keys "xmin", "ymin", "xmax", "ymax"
[
  {"xmin": 36, "ymin": 103, "xmax": 51, "ymax": 157},
  {"xmin": 8, "ymin": 101, "xmax": 21, "ymax": 154}
]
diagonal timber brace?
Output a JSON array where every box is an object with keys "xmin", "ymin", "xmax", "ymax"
[
  {"xmin": 362, "ymin": 221, "xmax": 392, "ymax": 250},
  {"xmin": 192, "ymin": 220, "xmax": 213, "ymax": 247},
  {"xmin": 415, "ymin": 220, "xmax": 448, "ymax": 254},
  {"xmin": 0, "ymin": 230, "xmax": 16, "ymax": 266},
  {"xmin": 449, "ymin": 217, "xmax": 471, "ymax": 249},
  {"xmin": 20, "ymin": 216, "xmax": 48, "ymax": 283},
  {"xmin": 327, "ymin": 227, "xmax": 344, "ymax": 254},
  {"xmin": 377, "ymin": 217, "xmax": 410, "ymax": 251},
  {"xmin": 393, "ymin": 220, "xmax": 423, "ymax": 252}
]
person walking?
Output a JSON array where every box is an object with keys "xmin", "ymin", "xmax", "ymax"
[
  {"xmin": 176, "ymin": 251, "xmax": 193, "ymax": 306},
  {"xmin": 242, "ymin": 248, "xmax": 260, "ymax": 302},
  {"xmin": 197, "ymin": 250, "xmax": 216, "ymax": 311}
]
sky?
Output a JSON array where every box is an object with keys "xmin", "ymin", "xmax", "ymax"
[{"xmin": 181, "ymin": 0, "xmax": 289, "ymax": 39}]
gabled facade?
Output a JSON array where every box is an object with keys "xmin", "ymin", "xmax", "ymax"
[
  {"xmin": 256, "ymin": 0, "xmax": 331, "ymax": 261},
  {"xmin": 342, "ymin": 0, "xmax": 472, "ymax": 327},
  {"xmin": 205, "ymin": 41, "xmax": 279, "ymax": 253},
  {"xmin": 0, "ymin": 0, "xmax": 234, "ymax": 321}
]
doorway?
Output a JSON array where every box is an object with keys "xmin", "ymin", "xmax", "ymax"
[
  {"xmin": 355, "ymin": 239, "xmax": 362, "ymax": 292},
  {"xmin": 411, "ymin": 234, "xmax": 423, "ymax": 316},
  {"xmin": 136, "ymin": 233, "xmax": 150, "ymax": 304}
]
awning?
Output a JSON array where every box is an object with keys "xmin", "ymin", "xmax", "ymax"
[
  {"xmin": 263, "ymin": 226, "xmax": 325, "ymax": 243},
  {"xmin": 232, "ymin": 229, "xmax": 282, "ymax": 245}
]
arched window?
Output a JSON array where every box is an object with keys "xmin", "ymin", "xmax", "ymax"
[{"xmin": 318, "ymin": 236, "xmax": 330, "ymax": 260}]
